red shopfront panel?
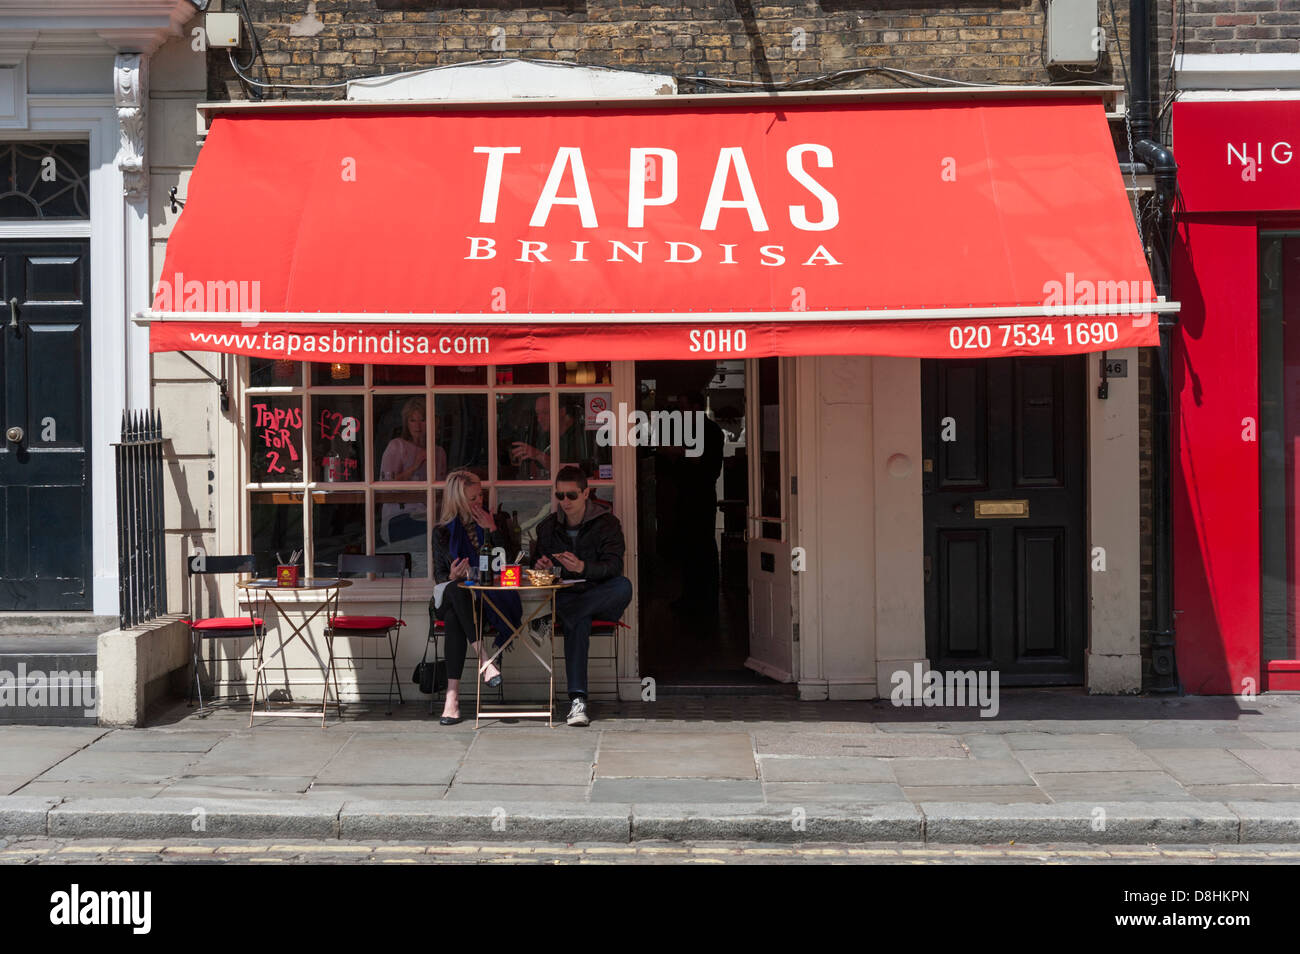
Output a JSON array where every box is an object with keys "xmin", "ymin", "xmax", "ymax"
[{"xmin": 1171, "ymin": 217, "xmax": 1260, "ymax": 695}]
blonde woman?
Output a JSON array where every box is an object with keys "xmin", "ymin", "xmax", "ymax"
[{"xmin": 430, "ymin": 469, "xmax": 522, "ymax": 724}]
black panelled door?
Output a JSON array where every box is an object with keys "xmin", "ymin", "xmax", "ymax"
[
  {"xmin": 0, "ymin": 242, "xmax": 92, "ymax": 610},
  {"xmin": 921, "ymin": 356, "xmax": 1086, "ymax": 684}
]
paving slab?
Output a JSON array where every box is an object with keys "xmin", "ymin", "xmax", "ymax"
[
  {"xmin": 920, "ymin": 801, "xmax": 1240, "ymax": 844},
  {"xmin": 161, "ymin": 775, "xmax": 315, "ymax": 798},
  {"xmin": 467, "ymin": 730, "xmax": 598, "ymax": 761},
  {"xmin": 33, "ymin": 750, "xmax": 202, "ymax": 784},
  {"xmin": 596, "ymin": 732, "xmax": 755, "ymax": 779},
  {"xmin": 761, "ymin": 782, "xmax": 906, "ymax": 803},
  {"xmin": 1244, "ymin": 732, "xmax": 1300, "ymax": 749},
  {"xmin": 758, "ymin": 757, "xmax": 895, "ymax": 783},
  {"xmin": 1144, "ymin": 748, "xmax": 1267, "ymax": 785},
  {"xmin": 185, "ymin": 732, "xmax": 354, "ymax": 777},
  {"xmin": 48, "ymin": 797, "xmax": 343, "ymax": 838},
  {"xmin": 755, "ymin": 732, "xmax": 965, "ymax": 758},
  {"xmin": 630, "ymin": 803, "xmax": 923, "ymax": 842},
  {"xmin": 315, "ymin": 738, "xmax": 463, "ymax": 785},
  {"xmin": 1229, "ymin": 802, "xmax": 1300, "ymax": 842},
  {"xmin": 1129, "ymin": 730, "xmax": 1268, "ymax": 750},
  {"xmin": 455, "ymin": 759, "xmax": 592, "ymax": 786},
  {"xmin": 1228, "ymin": 749, "xmax": 1300, "ymax": 783},
  {"xmin": 1033, "ymin": 771, "xmax": 1192, "ymax": 801},
  {"xmin": 1013, "ymin": 748, "xmax": 1163, "ymax": 774},
  {"xmin": 960, "ymin": 736, "xmax": 1014, "ymax": 759},
  {"xmin": 591, "ymin": 779, "xmax": 763, "ymax": 803},
  {"xmin": 337, "ymin": 800, "xmax": 629, "ymax": 841},
  {"xmin": 1002, "ymin": 732, "xmax": 1141, "ymax": 751},
  {"xmin": 444, "ymin": 784, "xmax": 589, "ymax": 802},
  {"xmin": 89, "ymin": 730, "xmax": 229, "ymax": 753},
  {"xmin": 16, "ymin": 781, "xmax": 170, "ymax": 799},
  {"xmin": 306, "ymin": 784, "xmax": 450, "ymax": 800},
  {"xmin": 1185, "ymin": 784, "xmax": 1300, "ymax": 802},
  {"xmin": 893, "ymin": 759, "xmax": 1034, "ymax": 787},
  {"xmin": 903, "ymin": 785, "xmax": 1051, "ymax": 804}
]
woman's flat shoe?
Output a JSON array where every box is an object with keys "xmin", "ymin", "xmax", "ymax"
[{"xmin": 439, "ymin": 715, "xmax": 462, "ymax": 725}]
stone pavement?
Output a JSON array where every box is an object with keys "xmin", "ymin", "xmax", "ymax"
[{"xmin": 1, "ymin": 691, "xmax": 1298, "ymax": 844}]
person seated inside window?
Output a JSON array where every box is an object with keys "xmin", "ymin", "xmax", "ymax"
[{"xmin": 528, "ymin": 465, "xmax": 632, "ymax": 727}]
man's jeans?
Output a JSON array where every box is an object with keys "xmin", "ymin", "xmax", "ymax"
[{"xmin": 555, "ymin": 576, "xmax": 633, "ymax": 699}]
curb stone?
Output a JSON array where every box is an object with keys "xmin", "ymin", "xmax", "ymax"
[
  {"xmin": 630, "ymin": 803, "xmax": 923, "ymax": 843},
  {"xmin": 47, "ymin": 797, "xmax": 343, "ymax": 839},
  {"xmin": 2, "ymin": 796, "xmax": 1296, "ymax": 844},
  {"xmin": 920, "ymin": 801, "xmax": 1241, "ymax": 845},
  {"xmin": 1228, "ymin": 802, "xmax": 1300, "ymax": 843},
  {"xmin": 0, "ymin": 797, "xmax": 62, "ymax": 837},
  {"xmin": 338, "ymin": 800, "xmax": 632, "ymax": 842}
]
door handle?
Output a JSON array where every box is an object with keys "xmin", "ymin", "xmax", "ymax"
[
  {"xmin": 7, "ymin": 297, "xmax": 16, "ymax": 331},
  {"xmin": 5, "ymin": 426, "xmax": 23, "ymax": 444}
]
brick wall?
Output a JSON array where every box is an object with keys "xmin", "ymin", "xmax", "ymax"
[
  {"xmin": 1177, "ymin": 0, "xmax": 1300, "ymax": 55},
  {"xmin": 208, "ymin": 0, "xmax": 1134, "ymax": 99}
]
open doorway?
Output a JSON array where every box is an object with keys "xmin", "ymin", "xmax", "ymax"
[{"xmin": 635, "ymin": 360, "xmax": 785, "ymax": 691}]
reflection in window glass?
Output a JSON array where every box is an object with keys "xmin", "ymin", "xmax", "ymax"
[
  {"xmin": 374, "ymin": 364, "xmax": 426, "ymax": 386},
  {"xmin": 495, "ymin": 486, "xmax": 554, "ymax": 557},
  {"xmin": 495, "ymin": 364, "xmax": 550, "ymax": 386},
  {"xmin": 250, "ymin": 492, "xmax": 304, "ymax": 579},
  {"xmin": 312, "ymin": 361, "xmax": 363, "ymax": 387},
  {"xmin": 376, "ymin": 491, "xmax": 430, "ymax": 579},
  {"xmin": 437, "ymin": 365, "xmax": 486, "ymax": 387},
  {"xmin": 311, "ymin": 394, "xmax": 364, "ymax": 483},
  {"xmin": 375, "ymin": 394, "xmax": 439, "ymax": 481},
  {"xmin": 560, "ymin": 361, "xmax": 612, "ymax": 385},
  {"xmin": 435, "ymin": 393, "xmax": 488, "ymax": 479},
  {"xmin": 559, "ymin": 391, "xmax": 611, "ymax": 479},
  {"xmin": 497, "ymin": 393, "xmax": 551, "ymax": 481},
  {"xmin": 249, "ymin": 358, "xmax": 301, "ymax": 388},
  {"xmin": 312, "ymin": 492, "xmax": 365, "ymax": 577}
]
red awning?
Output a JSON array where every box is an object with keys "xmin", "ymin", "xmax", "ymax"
[{"xmin": 149, "ymin": 92, "xmax": 1167, "ymax": 363}]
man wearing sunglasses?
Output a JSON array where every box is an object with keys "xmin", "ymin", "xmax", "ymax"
[{"xmin": 531, "ymin": 466, "xmax": 632, "ymax": 726}]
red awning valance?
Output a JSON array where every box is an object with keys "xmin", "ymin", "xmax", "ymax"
[{"xmin": 150, "ymin": 92, "xmax": 1167, "ymax": 362}]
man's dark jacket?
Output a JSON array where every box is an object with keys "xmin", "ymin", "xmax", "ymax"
[{"xmin": 530, "ymin": 505, "xmax": 625, "ymax": 594}]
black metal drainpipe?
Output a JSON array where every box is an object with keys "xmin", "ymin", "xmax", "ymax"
[{"xmin": 1129, "ymin": 0, "xmax": 1179, "ymax": 687}]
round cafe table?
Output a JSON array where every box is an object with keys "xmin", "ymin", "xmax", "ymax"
[
  {"xmin": 459, "ymin": 577, "xmax": 576, "ymax": 728},
  {"xmin": 237, "ymin": 578, "xmax": 351, "ymax": 728}
]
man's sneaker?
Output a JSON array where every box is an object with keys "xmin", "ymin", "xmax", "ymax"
[
  {"xmin": 565, "ymin": 697, "xmax": 590, "ymax": 727},
  {"xmin": 528, "ymin": 614, "xmax": 552, "ymax": 649}
]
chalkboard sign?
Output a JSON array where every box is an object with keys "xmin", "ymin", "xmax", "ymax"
[{"xmin": 249, "ymin": 396, "xmax": 304, "ymax": 482}]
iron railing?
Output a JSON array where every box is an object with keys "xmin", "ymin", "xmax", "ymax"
[{"xmin": 114, "ymin": 410, "xmax": 167, "ymax": 628}]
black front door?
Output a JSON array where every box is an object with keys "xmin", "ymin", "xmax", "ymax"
[
  {"xmin": 921, "ymin": 356, "xmax": 1086, "ymax": 684},
  {"xmin": 0, "ymin": 241, "xmax": 92, "ymax": 610}
]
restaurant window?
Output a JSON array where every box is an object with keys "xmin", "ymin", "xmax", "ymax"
[
  {"xmin": 1260, "ymin": 233, "xmax": 1300, "ymax": 665},
  {"xmin": 244, "ymin": 361, "xmax": 615, "ymax": 581}
]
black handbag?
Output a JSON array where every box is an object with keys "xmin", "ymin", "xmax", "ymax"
[{"xmin": 413, "ymin": 629, "xmax": 447, "ymax": 694}]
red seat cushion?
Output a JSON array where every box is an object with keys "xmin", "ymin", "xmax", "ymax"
[
  {"xmin": 330, "ymin": 615, "xmax": 403, "ymax": 631},
  {"xmin": 191, "ymin": 617, "xmax": 263, "ymax": 632}
]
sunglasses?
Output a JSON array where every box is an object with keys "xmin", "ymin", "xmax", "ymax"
[{"xmin": 555, "ymin": 491, "xmax": 582, "ymax": 501}]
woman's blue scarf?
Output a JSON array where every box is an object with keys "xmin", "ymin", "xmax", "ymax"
[{"xmin": 448, "ymin": 515, "xmax": 521, "ymax": 643}]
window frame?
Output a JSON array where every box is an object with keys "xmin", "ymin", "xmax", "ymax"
[{"xmin": 241, "ymin": 360, "xmax": 615, "ymax": 587}]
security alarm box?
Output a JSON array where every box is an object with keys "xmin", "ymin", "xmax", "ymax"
[
  {"xmin": 205, "ymin": 12, "xmax": 241, "ymax": 48},
  {"xmin": 1046, "ymin": 0, "xmax": 1101, "ymax": 66}
]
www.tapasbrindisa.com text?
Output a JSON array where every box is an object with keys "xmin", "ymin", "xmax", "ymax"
[{"xmin": 187, "ymin": 329, "xmax": 490, "ymax": 356}]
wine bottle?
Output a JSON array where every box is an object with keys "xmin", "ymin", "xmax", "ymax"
[{"xmin": 478, "ymin": 538, "xmax": 492, "ymax": 586}]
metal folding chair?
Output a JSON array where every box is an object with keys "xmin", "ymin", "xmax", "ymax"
[
  {"xmin": 328, "ymin": 552, "xmax": 411, "ymax": 714},
  {"xmin": 184, "ymin": 554, "xmax": 260, "ymax": 715}
]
